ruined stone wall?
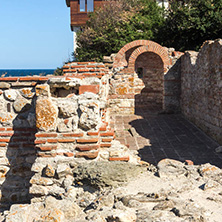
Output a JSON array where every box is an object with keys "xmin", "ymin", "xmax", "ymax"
[
  {"xmin": 0, "ymin": 77, "xmax": 47, "ymax": 208},
  {"xmin": 110, "ymin": 40, "xmax": 183, "ymax": 114},
  {"xmin": 181, "ymin": 39, "xmax": 222, "ymax": 144},
  {"xmin": 0, "ymin": 64, "xmax": 139, "ymax": 208},
  {"xmin": 0, "ymin": 72, "xmax": 113, "ymax": 207}
]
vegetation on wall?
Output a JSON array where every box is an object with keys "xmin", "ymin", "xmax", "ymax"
[
  {"xmin": 53, "ymin": 67, "xmax": 64, "ymax": 76},
  {"xmin": 75, "ymin": 0, "xmax": 222, "ymax": 61}
]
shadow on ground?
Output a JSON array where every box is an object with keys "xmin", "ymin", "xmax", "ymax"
[{"xmin": 121, "ymin": 108, "xmax": 222, "ymax": 168}]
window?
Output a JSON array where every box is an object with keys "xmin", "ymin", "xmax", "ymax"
[
  {"xmin": 80, "ymin": 0, "xmax": 85, "ymax": 12},
  {"xmin": 87, "ymin": 0, "xmax": 94, "ymax": 12},
  {"xmin": 137, "ymin": 67, "xmax": 143, "ymax": 79}
]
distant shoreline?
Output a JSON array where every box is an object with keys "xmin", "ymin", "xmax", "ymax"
[{"xmin": 0, "ymin": 69, "xmax": 55, "ymax": 77}]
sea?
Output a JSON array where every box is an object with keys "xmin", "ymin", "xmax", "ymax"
[{"xmin": 0, "ymin": 69, "xmax": 55, "ymax": 77}]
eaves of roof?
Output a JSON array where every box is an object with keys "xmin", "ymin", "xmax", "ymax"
[{"xmin": 66, "ymin": 0, "xmax": 70, "ymax": 7}]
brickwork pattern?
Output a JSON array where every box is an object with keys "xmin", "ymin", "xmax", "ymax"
[
  {"xmin": 0, "ymin": 72, "xmax": 118, "ymax": 207},
  {"xmin": 181, "ymin": 39, "xmax": 222, "ymax": 145},
  {"xmin": 111, "ymin": 109, "xmax": 222, "ymax": 168},
  {"xmin": 109, "ymin": 40, "xmax": 183, "ymax": 114},
  {"xmin": 63, "ymin": 62, "xmax": 109, "ymax": 79}
]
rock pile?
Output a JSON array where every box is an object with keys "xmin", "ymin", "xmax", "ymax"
[{"xmin": 2, "ymin": 159, "xmax": 222, "ymax": 222}]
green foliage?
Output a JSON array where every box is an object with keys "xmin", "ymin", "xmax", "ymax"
[
  {"xmin": 75, "ymin": 0, "xmax": 164, "ymax": 61},
  {"xmin": 159, "ymin": 0, "xmax": 222, "ymax": 51},
  {"xmin": 75, "ymin": 0, "xmax": 222, "ymax": 61},
  {"xmin": 53, "ymin": 67, "xmax": 64, "ymax": 76}
]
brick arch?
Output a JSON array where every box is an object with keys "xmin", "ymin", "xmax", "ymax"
[
  {"xmin": 113, "ymin": 40, "xmax": 170, "ymax": 69},
  {"xmin": 128, "ymin": 45, "xmax": 170, "ymax": 71}
]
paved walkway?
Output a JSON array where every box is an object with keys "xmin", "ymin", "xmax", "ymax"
[{"xmin": 110, "ymin": 108, "xmax": 222, "ymax": 168}]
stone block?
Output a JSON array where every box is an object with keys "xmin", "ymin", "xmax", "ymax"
[
  {"xmin": 13, "ymin": 96, "xmax": 31, "ymax": 113},
  {"xmin": 19, "ymin": 88, "xmax": 35, "ymax": 99},
  {"xmin": 35, "ymin": 84, "xmax": 50, "ymax": 97},
  {"xmin": 36, "ymin": 97, "xmax": 58, "ymax": 131},
  {"xmin": 4, "ymin": 89, "xmax": 17, "ymax": 101},
  {"xmin": 0, "ymin": 82, "xmax": 10, "ymax": 89}
]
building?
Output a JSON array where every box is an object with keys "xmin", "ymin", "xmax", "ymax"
[
  {"xmin": 66, "ymin": 0, "xmax": 169, "ymax": 51},
  {"xmin": 66, "ymin": 0, "xmax": 106, "ymax": 51}
]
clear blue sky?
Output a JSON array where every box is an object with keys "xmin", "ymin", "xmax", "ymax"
[{"xmin": 0, "ymin": 0, "xmax": 73, "ymax": 69}]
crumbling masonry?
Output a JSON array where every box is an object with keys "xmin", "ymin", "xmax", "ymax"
[{"xmin": 0, "ymin": 39, "xmax": 221, "ymax": 208}]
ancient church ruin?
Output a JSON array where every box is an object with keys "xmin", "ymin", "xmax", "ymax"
[{"xmin": 0, "ymin": 39, "xmax": 221, "ymax": 208}]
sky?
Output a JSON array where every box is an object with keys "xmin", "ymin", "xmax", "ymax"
[{"xmin": 0, "ymin": 0, "xmax": 73, "ymax": 69}]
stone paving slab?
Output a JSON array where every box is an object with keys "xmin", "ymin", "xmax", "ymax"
[{"xmin": 110, "ymin": 108, "xmax": 222, "ymax": 168}]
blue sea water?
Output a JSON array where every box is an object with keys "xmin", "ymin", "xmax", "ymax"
[{"xmin": 0, "ymin": 69, "xmax": 55, "ymax": 77}]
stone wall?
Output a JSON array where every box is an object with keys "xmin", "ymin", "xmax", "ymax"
[
  {"xmin": 0, "ymin": 65, "xmax": 140, "ymax": 208},
  {"xmin": 110, "ymin": 40, "xmax": 183, "ymax": 114},
  {"xmin": 181, "ymin": 39, "xmax": 222, "ymax": 145},
  {"xmin": 0, "ymin": 39, "xmax": 221, "ymax": 209},
  {"xmin": 0, "ymin": 77, "xmax": 46, "ymax": 208}
]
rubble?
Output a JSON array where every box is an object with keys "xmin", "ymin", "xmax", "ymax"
[{"xmin": 2, "ymin": 159, "xmax": 222, "ymax": 222}]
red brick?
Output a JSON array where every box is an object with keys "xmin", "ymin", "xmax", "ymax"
[
  {"xmin": 75, "ymin": 151, "xmax": 98, "ymax": 159},
  {"xmin": 12, "ymin": 128, "xmax": 26, "ymax": 131},
  {"xmin": 64, "ymin": 119, "xmax": 69, "ymax": 125},
  {"xmin": 34, "ymin": 140, "xmax": 47, "ymax": 144},
  {"xmin": 87, "ymin": 131, "xmax": 99, "ymax": 136},
  {"xmin": 102, "ymin": 138, "xmax": 113, "ymax": 142},
  {"xmin": 68, "ymin": 69, "xmax": 77, "ymax": 72},
  {"xmin": 79, "ymin": 85, "xmax": 100, "ymax": 95},
  {"xmin": 58, "ymin": 139, "xmax": 75, "ymax": 143},
  {"xmin": 78, "ymin": 69, "xmax": 90, "ymax": 73},
  {"xmin": 38, "ymin": 146, "xmax": 57, "ymax": 151},
  {"xmin": 39, "ymin": 77, "xmax": 49, "ymax": 81},
  {"xmin": 12, "ymin": 138, "xmax": 28, "ymax": 142},
  {"xmin": 0, "ymin": 128, "xmax": 5, "ymax": 131},
  {"xmin": 109, "ymin": 156, "xmax": 129, "ymax": 161},
  {"xmin": 38, "ymin": 153, "xmax": 57, "ymax": 157},
  {"xmin": 77, "ymin": 62, "xmax": 91, "ymax": 65},
  {"xmin": 0, "ymin": 133, "xmax": 14, "ymax": 137},
  {"xmin": 0, "ymin": 143, "xmax": 7, "ymax": 147},
  {"xmin": 47, "ymin": 139, "xmax": 58, "ymax": 143},
  {"xmin": 99, "ymin": 126, "xmax": 107, "ymax": 131},
  {"xmin": 77, "ymin": 138, "xmax": 99, "ymax": 143},
  {"xmin": 36, "ymin": 133, "xmax": 57, "ymax": 138},
  {"xmin": 0, "ymin": 77, "xmax": 18, "ymax": 81},
  {"xmin": 86, "ymin": 65, "xmax": 96, "ymax": 68},
  {"xmin": 76, "ymin": 144, "xmax": 99, "ymax": 151},
  {"xmin": 63, "ymin": 65, "xmax": 70, "ymax": 69},
  {"xmin": 63, "ymin": 152, "xmax": 74, "ymax": 157},
  {"xmin": 8, "ymin": 144, "xmax": 19, "ymax": 148},
  {"xmin": 82, "ymin": 73, "xmax": 97, "ymax": 77},
  {"xmin": 70, "ymin": 65, "xmax": 85, "ymax": 69},
  {"xmin": 100, "ymin": 131, "xmax": 115, "ymax": 137},
  {"xmin": 22, "ymin": 144, "xmax": 35, "ymax": 148},
  {"xmin": 62, "ymin": 133, "xmax": 84, "ymax": 137},
  {"xmin": 19, "ymin": 77, "xmax": 48, "ymax": 81},
  {"xmin": 0, "ymin": 138, "xmax": 10, "ymax": 143},
  {"xmin": 100, "ymin": 143, "xmax": 112, "ymax": 147},
  {"xmin": 185, "ymin": 160, "xmax": 194, "ymax": 165},
  {"xmin": 97, "ymin": 65, "xmax": 105, "ymax": 68}
]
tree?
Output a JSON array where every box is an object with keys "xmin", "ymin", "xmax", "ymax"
[
  {"xmin": 75, "ymin": 0, "xmax": 222, "ymax": 61},
  {"xmin": 159, "ymin": 0, "xmax": 222, "ymax": 51},
  {"xmin": 75, "ymin": 0, "xmax": 164, "ymax": 61}
]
